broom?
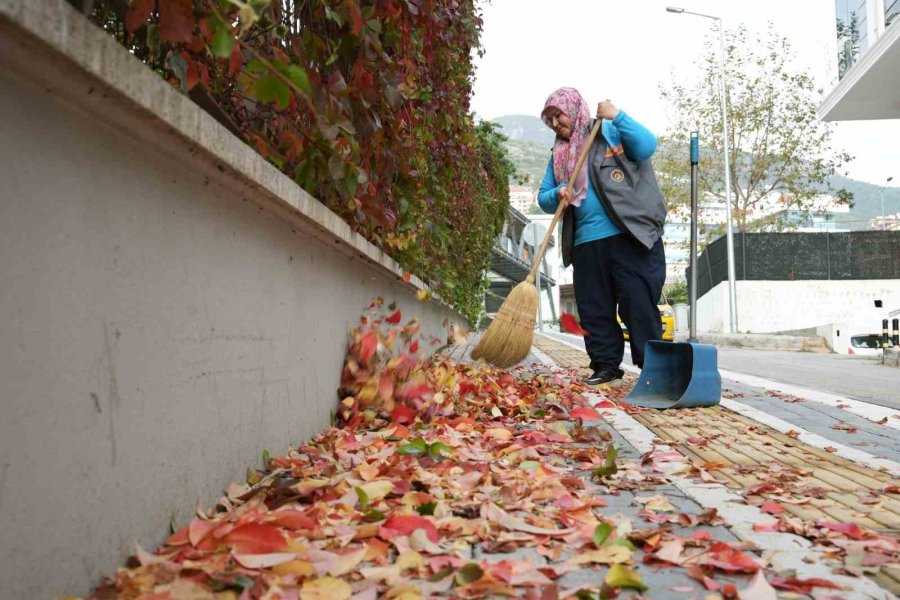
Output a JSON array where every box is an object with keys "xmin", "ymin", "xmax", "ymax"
[{"xmin": 472, "ymin": 117, "xmax": 602, "ymax": 368}]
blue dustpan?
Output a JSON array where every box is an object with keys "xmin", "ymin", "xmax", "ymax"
[
  {"xmin": 626, "ymin": 132, "xmax": 722, "ymax": 410},
  {"xmin": 626, "ymin": 340, "xmax": 721, "ymax": 409}
]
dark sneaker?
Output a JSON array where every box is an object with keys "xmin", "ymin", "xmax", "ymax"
[{"xmin": 584, "ymin": 367, "xmax": 624, "ymax": 386}]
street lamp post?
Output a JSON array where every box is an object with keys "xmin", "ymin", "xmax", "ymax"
[
  {"xmin": 666, "ymin": 6, "xmax": 738, "ymax": 333},
  {"xmin": 881, "ymin": 176, "xmax": 894, "ymax": 225}
]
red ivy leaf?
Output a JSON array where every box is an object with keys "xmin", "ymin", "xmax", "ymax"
[
  {"xmin": 125, "ymin": 0, "xmax": 154, "ymax": 33},
  {"xmin": 228, "ymin": 45, "xmax": 244, "ymax": 77},
  {"xmin": 403, "ymin": 272, "xmax": 412, "ymax": 283},
  {"xmin": 771, "ymin": 576, "xmax": 844, "ymax": 593},
  {"xmin": 344, "ymin": 0, "xmax": 364, "ymax": 35},
  {"xmin": 760, "ymin": 501, "xmax": 785, "ymax": 515},
  {"xmin": 359, "ymin": 331, "xmax": 378, "ymax": 363},
  {"xmin": 223, "ymin": 523, "xmax": 287, "ymax": 554},
  {"xmin": 390, "ymin": 404, "xmax": 416, "ymax": 425},
  {"xmin": 569, "ymin": 406, "xmax": 601, "ymax": 420},
  {"xmin": 560, "ymin": 312, "xmax": 588, "ymax": 336},
  {"xmin": 379, "ymin": 514, "xmax": 439, "ymax": 543},
  {"xmin": 386, "ymin": 309, "xmax": 402, "ymax": 324},
  {"xmin": 817, "ymin": 520, "xmax": 866, "ymax": 540},
  {"xmin": 159, "ymin": 0, "xmax": 195, "ymax": 43}
]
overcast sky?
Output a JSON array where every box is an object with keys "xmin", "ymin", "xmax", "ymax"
[{"xmin": 470, "ymin": 0, "xmax": 899, "ymax": 187}]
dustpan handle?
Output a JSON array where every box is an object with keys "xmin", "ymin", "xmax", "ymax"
[{"xmin": 527, "ymin": 118, "xmax": 602, "ymax": 283}]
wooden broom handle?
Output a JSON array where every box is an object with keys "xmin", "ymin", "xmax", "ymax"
[{"xmin": 527, "ymin": 118, "xmax": 602, "ymax": 282}]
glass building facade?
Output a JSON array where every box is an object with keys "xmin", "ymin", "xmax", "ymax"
[{"xmin": 835, "ymin": 0, "xmax": 899, "ymax": 79}]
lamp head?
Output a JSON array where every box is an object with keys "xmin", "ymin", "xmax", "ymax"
[{"xmin": 666, "ymin": 6, "xmax": 685, "ymax": 13}]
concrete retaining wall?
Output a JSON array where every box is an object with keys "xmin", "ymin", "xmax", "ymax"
[{"xmin": 0, "ymin": 1, "xmax": 465, "ymax": 597}]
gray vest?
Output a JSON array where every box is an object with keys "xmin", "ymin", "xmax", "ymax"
[{"xmin": 561, "ymin": 127, "xmax": 667, "ymax": 267}]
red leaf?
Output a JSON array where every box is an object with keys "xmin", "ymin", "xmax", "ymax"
[
  {"xmin": 884, "ymin": 484, "xmax": 900, "ymax": 494},
  {"xmin": 223, "ymin": 523, "xmax": 287, "ymax": 554},
  {"xmin": 125, "ymin": 0, "xmax": 154, "ymax": 33},
  {"xmin": 771, "ymin": 576, "xmax": 844, "ymax": 593},
  {"xmin": 569, "ymin": 406, "xmax": 601, "ymax": 420},
  {"xmin": 760, "ymin": 501, "xmax": 785, "ymax": 515},
  {"xmin": 390, "ymin": 404, "xmax": 416, "ymax": 425},
  {"xmin": 560, "ymin": 312, "xmax": 588, "ymax": 336},
  {"xmin": 267, "ymin": 510, "xmax": 317, "ymax": 531},
  {"xmin": 344, "ymin": 0, "xmax": 364, "ymax": 35},
  {"xmin": 359, "ymin": 331, "xmax": 378, "ymax": 362},
  {"xmin": 753, "ymin": 521, "xmax": 780, "ymax": 532},
  {"xmin": 378, "ymin": 514, "xmax": 439, "ymax": 543},
  {"xmin": 403, "ymin": 272, "xmax": 411, "ymax": 283},
  {"xmin": 185, "ymin": 59, "xmax": 200, "ymax": 91},
  {"xmin": 228, "ymin": 45, "xmax": 244, "ymax": 77},
  {"xmin": 594, "ymin": 400, "xmax": 616, "ymax": 408},
  {"xmin": 159, "ymin": 0, "xmax": 194, "ymax": 42},
  {"xmin": 706, "ymin": 544, "xmax": 760, "ymax": 573},
  {"xmin": 686, "ymin": 436, "xmax": 708, "ymax": 447},
  {"xmin": 817, "ymin": 520, "xmax": 866, "ymax": 540},
  {"xmin": 386, "ymin": 309, "xmax": 402, "ymax": 324},
  {"xmin": 409, "ymin": 340, "xmax": 419, "ymax": 353}
]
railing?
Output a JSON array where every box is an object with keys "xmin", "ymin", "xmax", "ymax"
[{"xmin": 484, "ymin": 206, "xmax": 557, "ymax": 325}]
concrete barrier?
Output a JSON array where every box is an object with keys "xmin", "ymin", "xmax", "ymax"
[{"xmin": 0, "ymin": 1, "xmax": 465, "ymax": 596}]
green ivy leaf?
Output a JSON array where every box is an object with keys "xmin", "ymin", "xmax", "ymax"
[
  {"xmin": 594, "ymin": 522, "xmax": 613, "ymax": 547},
  {"xmin": 397, "ymin": 438, "xmax": 428, "ymax": 456},
  {"xmin": 362, "ymin": 508, "xmax": 385, "ymax": 522},
  {"xmin": 211, "ymin": 26, "xmax": 236, "ymax": 58},
  {"xmin": 416, "ymin": 501, "xmax": 437, "ymax": 516},
  {"xmin": 592, "ymin": 444, "xmax": 618, "ymax": 480},
  {"xmin": 254, "ymin": 73, "xmax": 290, "ymax": 109},
  {"xmin": 283, "ymin": 65, "xmax": 311, "ymax": 94},
  {"xmin": 427, "ymin": 441, "xmax": 452, "ymax": 459},
  {"xmin": 355, "ymin": 486, "xmax": 370, "ymax": 511},
  {"xmin": 454, "ymin": 563, "xmax": 484, "ymax": 586}
]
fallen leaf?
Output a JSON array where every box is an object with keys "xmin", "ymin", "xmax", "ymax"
[
  {"xmin": 594, "ymin": 523, "xmax": 613, "ymax": 547},
  {"xmin": 560, "ymin": 312, "xmax": 589, "ymax": 336},
  {"xmin": 636, "ymin": 494, "xmax": 678, "ymax": 512},
  {"xmin": 569, "ymin": 545, "xmax": 632, "ymax": 565},
  {"xmin": 604, "ymin": 564, "xmax": 647, "ymax": 591},
  {"xmin": 481, "ymin": 503, "xmax": 575, "ymax": 536},
  {"xmin": 379, "ymin": 514, "xmax": 440, "ymax": 543},
  {"xmin": 301, "ymin": 576, "xmax": 352, "ymax": 600},
  {"xmin": 570, "ymin": 406, "xmax": 601, "ymax": 420},
  {"xmin": 223, "ymin": 523, "xmax": 287, "ymax": 554},
  {"xmin": 233, "ymin": 552, "xmax": 298, "ymax": 569},
  {"xmin": 760, "ymin": 501, "xmax": 785, "ymax": 515},
  {"xmin": 739, "ymin": 571, "xmax": 776, "ymax": 600},
  {"xmin": 770, "ymin": 576, "xmax": 845, "ymax": 593}
]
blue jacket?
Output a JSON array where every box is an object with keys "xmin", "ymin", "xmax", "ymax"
[{"xmin": 537, "ymin": 111, "xmax": 657, "ymax": 247}]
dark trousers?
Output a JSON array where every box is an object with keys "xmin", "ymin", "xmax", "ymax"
[{"xmin": 572, "ymin": 235, "xmax": 666, "ymax": 370}]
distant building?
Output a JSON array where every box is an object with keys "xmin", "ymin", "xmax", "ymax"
[
  {"xmin": 508, "ymin": 186, "xmax": 536, "ymax": 213},
  {"xmin": 821, "ymin": 0, "xmax": 900, "ymax": 120}
]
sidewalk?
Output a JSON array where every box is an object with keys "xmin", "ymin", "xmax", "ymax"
[{"xmin": 75, "ymin": 330, "xmax": 899, "ymax": 600}]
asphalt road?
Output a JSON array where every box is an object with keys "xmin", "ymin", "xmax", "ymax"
[{"xmin": 542, "ymin": 331, "xmax": 900, "ymax": 410}]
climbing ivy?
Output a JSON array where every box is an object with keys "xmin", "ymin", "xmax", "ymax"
[{"xmin": 88, "ymin": 0, "xmax": 510, "ymax": 322}]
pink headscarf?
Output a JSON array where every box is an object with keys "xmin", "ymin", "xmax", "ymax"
[{"xmin": 541, "ymin": 87, "xmax": 591, "ymax": 207}]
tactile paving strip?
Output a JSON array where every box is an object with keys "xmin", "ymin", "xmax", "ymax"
[{"xmin": 534, "ymin": 334, "xmax": 900, "ymax": 592}]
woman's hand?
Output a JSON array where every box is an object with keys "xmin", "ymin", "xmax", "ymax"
[
  {"xmin": 597, "ymin": 99, "xmax": 619, "ymax": 121},
  {"xmin": 557, "ymin": 185, "xmax": 573, "ymax": 208}
]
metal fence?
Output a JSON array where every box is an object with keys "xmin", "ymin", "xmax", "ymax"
[{"xmin": 687, "ymin": 231, "xmax": 900, "ymax": 297}]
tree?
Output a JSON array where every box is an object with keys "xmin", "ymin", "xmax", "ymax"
[{"xmin": 658, "ymin": 25, "xmax": 852, "ymax": 236}]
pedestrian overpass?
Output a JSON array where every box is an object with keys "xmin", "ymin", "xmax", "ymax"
[{"xmin": 484, "ymin": 206, "xmax": 558, "ymax": 326}]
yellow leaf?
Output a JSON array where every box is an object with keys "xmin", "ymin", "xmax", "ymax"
[
  {"xmin": 568, "ymin": 545, "xmax": 632, "ymax": 566},
  {"xmin": 605, "ymin": 564, "xmax": 647, "ymax": 591},
  {"xmin": 359, "ymin": 480, "xmax": 394, "ymax": 502},
  {"xmin": 397, "ymin": 549, "xmax": 425, "ymax": 570},
  {"xmin": 273, "ymin": 559, "xmax": 315, "ymax": 577},
  {"xmin": 386, "ymin": 585, "xmax": 424, "ymax": 600},
  {"xmin": 484, "ymin": 428, "xmax": 513, "ymax": 441},
  {"xmin": 636, "ymin": 494, "xmax": 678, "ymax": 512},
  {"xmin": 415, "ymin": 289, "xmax": 431, "ymax": 301},
  {"xmin": 300, "ymin": 576, "xmax": 352, "ymax": 600}
]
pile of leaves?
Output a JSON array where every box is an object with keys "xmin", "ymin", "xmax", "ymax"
[
  {"xmin": 80, "ymin": 303, "xmax": 873, "ymax": 600},
  {"xmin": 87, "ymin": 0, "xmax": 511, "ymax": 321}
]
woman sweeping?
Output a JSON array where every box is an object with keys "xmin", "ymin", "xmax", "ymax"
[{"xmin": 538, "ymin": 87, "xmax": 668, "ymax": 385}]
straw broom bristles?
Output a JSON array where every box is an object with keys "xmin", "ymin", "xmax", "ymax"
[
  {"xmin": 470, "ymin": 275, "xmax": 538, "ymax": 368},
  {"xmin": 470, "ymin": 118, "xmax": 602, "ymax": 369}
]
